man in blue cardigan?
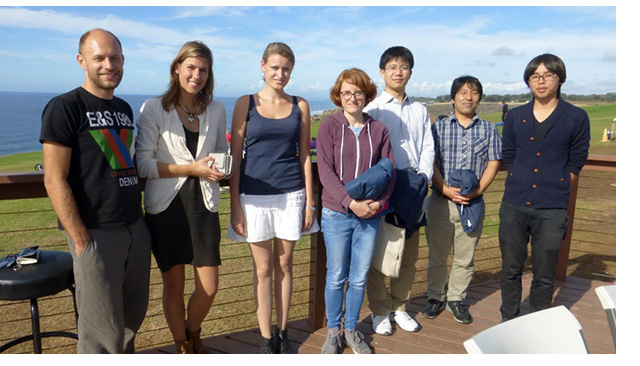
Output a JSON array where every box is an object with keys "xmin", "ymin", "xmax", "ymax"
[{"xmin": 499, "ymin": 54, "xmax": 590, "ymax": 321}]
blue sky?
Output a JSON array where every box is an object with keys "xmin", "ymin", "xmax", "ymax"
[{"xmin": 0, "ymin": 2, "xmax": 618, "ymax": 99}]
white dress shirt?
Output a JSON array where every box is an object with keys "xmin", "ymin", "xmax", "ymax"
[{"xmin": 364, "ymin": 91, "xmax": 435, "ymax": 181}]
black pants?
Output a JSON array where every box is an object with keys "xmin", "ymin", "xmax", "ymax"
[{"xmin": 498, "ymin": 202, "xmax": 568, "ymax": 321}]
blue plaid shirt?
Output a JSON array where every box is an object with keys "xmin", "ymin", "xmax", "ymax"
[{"xmin": 431, "ymin": 112, "xmax": 502, "ymax": 191}]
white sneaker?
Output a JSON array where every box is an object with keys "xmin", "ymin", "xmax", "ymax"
[
  {"xmin": 371, "ymin": 314, "xmax": 392, "ymax": 335},
  {"xmin": 391, "ymin": 311, "xmax": 419, "ymax": 332}
]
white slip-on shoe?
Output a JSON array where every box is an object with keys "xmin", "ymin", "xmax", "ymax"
[{"xmin": 391, "ymin": 310, "xmax": 419, "ymax": 332}]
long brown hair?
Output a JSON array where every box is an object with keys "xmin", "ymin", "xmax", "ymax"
[{"xmin": 161, "ymin": 41, "xmax": 214, "ymax": 115}]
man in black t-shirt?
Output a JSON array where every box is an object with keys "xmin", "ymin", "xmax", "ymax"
[{"xmin": 40, "ymin": 28, "xmax": 151, "ymax": 354}]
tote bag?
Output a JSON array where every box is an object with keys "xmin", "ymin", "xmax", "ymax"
[{"xmin": 371, "ymin": 217, "xmax": 406, "ymax": 278}]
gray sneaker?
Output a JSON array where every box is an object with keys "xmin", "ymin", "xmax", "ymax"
[
  {"xmin": 344, "ymin": 329, "xmax": 371, "ymax": 354},
  {"xmin": 321, "ymin": 327, "xmax": 342, "ymax": 354}
]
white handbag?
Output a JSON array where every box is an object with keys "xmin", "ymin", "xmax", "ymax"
[
  {"xmin": 371, "ymin": 216, "xmax": 406, "ymax": 278},
  {"xmin": 207, "ymin": 152, "xmax": 233, "ymax": 175}
]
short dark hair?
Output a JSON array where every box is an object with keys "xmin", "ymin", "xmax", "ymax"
[
  {"xmin": 523, "ymin": 53, "xmax": 566, "ymax": 97},
  {"xmin": 379, "ymin": 46, "xmax": 414, "ymax": 70},
  {"xmin": 450, "ymin": 75, "xmax": 483, "ymax": 102}
]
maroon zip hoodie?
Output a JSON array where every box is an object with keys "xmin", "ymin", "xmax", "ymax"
[{"xmin": 316, "ymin": 111, "xmax": 395, "ymax": 214}]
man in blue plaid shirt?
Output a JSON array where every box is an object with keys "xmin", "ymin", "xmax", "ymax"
[{"xmin": 422, "ymin": 76, "xmax": 502, "ymax": 324}]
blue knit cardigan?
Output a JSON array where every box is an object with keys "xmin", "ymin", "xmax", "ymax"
[{"xmin": 501, "ymin": 98, "xmax": 590, "ymax": 209}]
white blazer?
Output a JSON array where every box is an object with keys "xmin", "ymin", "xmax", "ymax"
[{"xmin": 135, "ymin": 97, "xmax": 227, "ymax": 214}]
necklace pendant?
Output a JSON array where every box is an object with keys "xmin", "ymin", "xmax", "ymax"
[{"xmin": 178, "ymin": 101, "xmax": 196, "ymax": 124}]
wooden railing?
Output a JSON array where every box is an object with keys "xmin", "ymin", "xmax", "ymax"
[
  {"xmin": 0, "ymin": 156, "xmax": 615, "ymax": 351},
  {"xmin": 555, "ymin": 155, "xmax": 615, "ymax": 281}
]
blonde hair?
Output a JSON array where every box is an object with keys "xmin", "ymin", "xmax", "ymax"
[
  {"xmin": 262, "ymin": 42, "xmax": 295, "ymax": 65},
  {"xmin": 161, "ymin": 41, "xmax": 214, "ymax": 115}
]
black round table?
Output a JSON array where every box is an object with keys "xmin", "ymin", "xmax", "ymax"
[{"xmin": 0, "ymin": 250, "xmax": 77, "ymax": 353}]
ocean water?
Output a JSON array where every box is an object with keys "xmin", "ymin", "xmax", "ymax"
[{"xmin": 0, "ymin": 91, "xmax": 335, "ymax": 157}]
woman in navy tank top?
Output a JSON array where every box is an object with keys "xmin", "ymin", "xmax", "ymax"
[{"xmin": 227, "ymin": 42, "xmax": 317, "ymax": 353}]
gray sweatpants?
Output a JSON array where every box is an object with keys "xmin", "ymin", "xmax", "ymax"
[{"xmin": 68, "ymin": 217, "xmax": 151, "ymax": 353}]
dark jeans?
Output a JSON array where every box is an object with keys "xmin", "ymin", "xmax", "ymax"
[{"xmin": 498, "ymin": 202, "xmax": 568, "ymax": 321}]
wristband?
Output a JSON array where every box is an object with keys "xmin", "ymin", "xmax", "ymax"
[{"xmin": 305, "ymin": 206, "xmax": 316, "ymax": 212}]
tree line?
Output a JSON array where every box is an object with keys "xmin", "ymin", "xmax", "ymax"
[{"xmin": 414, "ymin": 92, "xmax": 616, "ymax": 104}]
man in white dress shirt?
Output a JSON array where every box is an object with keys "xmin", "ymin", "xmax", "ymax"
[{"xmin": 363, "ymin": 46, "xmax": 435, "ymax": 335}]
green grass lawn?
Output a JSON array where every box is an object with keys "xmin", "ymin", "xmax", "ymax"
[{"xmin": 0, "ymin": 151, "xmax": 44, "ymax": 173}]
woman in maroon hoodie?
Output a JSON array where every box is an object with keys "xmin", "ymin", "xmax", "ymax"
[{"xmin": 316, "ymin": 68, "xmax": 395, "ymax": 354}]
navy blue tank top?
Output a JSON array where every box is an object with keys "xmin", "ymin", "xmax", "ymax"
[{"xmin": 239, "ymin": 95, "xmax": 304, "ymax": 195}]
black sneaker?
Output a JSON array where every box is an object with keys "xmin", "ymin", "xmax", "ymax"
[
  {"xmin": 446, "ymin": 301, "xmax": 473, "ymax": 324},
  {"xmin": 274, "ymin": 327, "xmax": 292, "ymax": 354},
  {"xmin": 421, "ymin": 298, "xmax": 446, "ymax": 319},
  {"xmin": 259, "ymin": 335, "xmax": 274, "ymax": 354}
]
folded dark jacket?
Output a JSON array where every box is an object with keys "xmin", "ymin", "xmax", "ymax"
[
  {"xmin": 345, "ymin": 158, "xmax": 394, "ymax": 200},
  {"xmin": 387, "ymin": 168, "xmax": 429, "ymax": 238},
  {"xmin": 448, "ymin": 169, "xmax": 482, "ymax": 234}
]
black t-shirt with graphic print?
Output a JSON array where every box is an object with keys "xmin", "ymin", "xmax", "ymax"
[{"xmin": 40, "ymin": 87, "xmax": 142, "ymax": 228}]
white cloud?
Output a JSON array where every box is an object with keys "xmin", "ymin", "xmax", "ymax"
[
  {"xmin": 492, "ymin": 46, "xmax": 517, "ymax": 57},
  {"xmin": 483, "ymin": 82, "xmax": 529, "ymax": 94},
  {"xmin": 0, "ymin": 6, "xmax": 616, "ymax": 97},
  {"xmin": 602, "ymin": 50, "xmax": 616, "ymax": 62},
  {"xmin": 172, "ymin": 6, "xmax": 251, "ymax": 19},
  {"xmin": 550, "ymin": 6, "xmax": 616, "ymax": 22}
]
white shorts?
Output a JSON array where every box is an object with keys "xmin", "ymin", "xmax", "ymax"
[{"xmin": 227, "ymin": 188, "xmax": 319, "ymax": 243}]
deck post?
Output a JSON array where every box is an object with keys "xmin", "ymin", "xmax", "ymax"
[
  {"xmin": 308, "ymin": 164, "xmax": 327, "ymax": 329},
  {"xmin": 555, "ymin": 174, "xmax": 580, "ymax": 281}
]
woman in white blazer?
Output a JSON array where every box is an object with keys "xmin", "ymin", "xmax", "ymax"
[{"xmin": 135, "ymin": 41, "xmax": 227, "ymax": 354}]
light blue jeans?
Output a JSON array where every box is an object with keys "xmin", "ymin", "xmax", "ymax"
[{"xmin": 322, "ymin": 207, "xmax": 380, "ymax": 331}]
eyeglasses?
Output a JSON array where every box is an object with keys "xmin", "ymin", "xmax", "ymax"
[
  {"xmin": 529, "ymin": 72, "xmax": 557, "ymax": 82},
  {"xmin": 385, "ymin": 65, "xmax": 411, "ymax": 72},
  {"xmin": 340, "ymin": 91, "xmax": 364, "ymax": 99}
]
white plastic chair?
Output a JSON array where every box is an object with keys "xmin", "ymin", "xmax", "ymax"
[
  {"xmin": 463, "ymin": 306, "xmax": 589, "ymax": 354},
  {"xmin": 595, "ymin": 285, "xmax": 616, "ymax": 348}
]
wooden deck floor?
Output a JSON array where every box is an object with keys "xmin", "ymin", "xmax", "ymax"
[{"xmin": 140, "ymin": 273, "xmax": 615, "ymax": 354}]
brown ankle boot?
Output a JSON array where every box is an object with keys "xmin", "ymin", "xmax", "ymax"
[
  {"xmin": 175, "ymin": 339, "xmax": 194, "ymax": 354},
  {"xmin": 186, "ymin": 327, "xmax": 208, "ymax": 354}
]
